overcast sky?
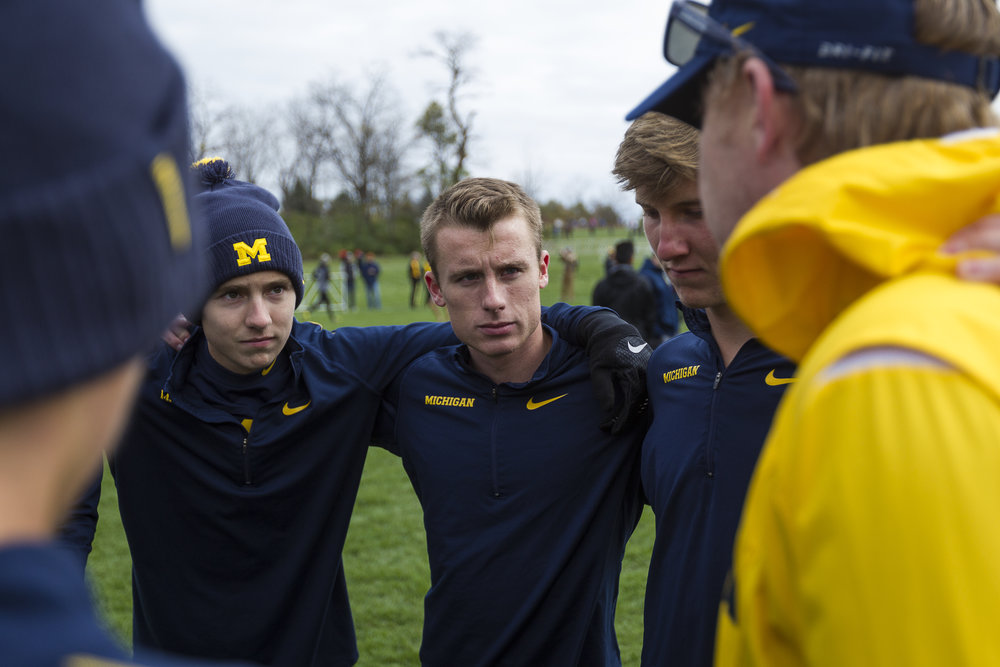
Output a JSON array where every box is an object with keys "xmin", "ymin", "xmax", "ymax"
[{"xmin": 144, "ymin": 0, "xmax": 678, "ymax": 219}]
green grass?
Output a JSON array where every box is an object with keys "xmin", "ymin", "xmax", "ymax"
[{"xmin": 87, "ymin": 227, "xmax": 656, "ymax": 665}]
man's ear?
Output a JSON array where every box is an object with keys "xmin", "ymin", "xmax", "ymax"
[
  {"xmin": 538, "ymin": 251, "xmax": 550, "ymax": 289},
  {"xmin": 424, "ymin": 271, "xmax": 447, "ymax": 307},
  {"xmin": 743, "ymin": 57, "xmax": 797, "ymax": 167}
]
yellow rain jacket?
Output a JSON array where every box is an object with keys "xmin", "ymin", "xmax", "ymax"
[{"xmin": 714, "ymin": 130, "xmax": 1000, "ymax": 667}]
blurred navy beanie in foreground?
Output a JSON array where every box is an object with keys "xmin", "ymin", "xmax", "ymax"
[{"xmin": 0, "ymin": 0, "xmax": 205, "ymax": 407}]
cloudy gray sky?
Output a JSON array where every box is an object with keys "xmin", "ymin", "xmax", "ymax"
[{"xmin": 144, "ymin": 0, "xmax": 678, "ymax": 218}]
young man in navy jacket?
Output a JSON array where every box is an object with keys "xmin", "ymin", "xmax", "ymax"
[
  {"xmin": 374, "ymin": 178, "xmax": 647, "ymax": 666},
  {"xmin": 72, "ymin": 162, "xmax": 649, "ymax": 666},
  {"xmin": 612, "ymin": 112, "xmax": 795, "ymax": 667}
]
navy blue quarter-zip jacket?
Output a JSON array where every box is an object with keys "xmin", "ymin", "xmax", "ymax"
[
  {"xmin": 640, "ymin": 308, "xmax": 795, "ymax": 667},
  {"xmin": 86, "ymin": 304, "xmax": 593, "ymax": 667},
  {"xmin": 110, "ymin": 319, "xmax": 458, "ymax": 667},
  {"xmin": 376, "ymin": 328, "xmax": 645, "ymax": 667}
]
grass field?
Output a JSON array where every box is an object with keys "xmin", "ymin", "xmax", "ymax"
[{"xmin": 86, "ymin": 227, "xmax": 657, "ymax": 665}]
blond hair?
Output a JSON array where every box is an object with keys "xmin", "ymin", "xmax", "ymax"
[
  {"xmin": 420, "ymin": 177, "xmax": 543, "ymax": 274},
  {"xmin": 613, "ymin": 112, "xmax": 699, "ymax": 198},
  {"xmin": 705, "ymin": 0, "xmax": 1000, "ymax": 165}
]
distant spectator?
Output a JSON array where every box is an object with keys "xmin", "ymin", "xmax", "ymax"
[
  {"xmin": 363, "ymin": 251, "xmax": 382, "ymax": 310},
  {"xmin": 559, "ymin": 246, "xmax": 579, "ymax": 302},
  {"xmin": 340, "ymin": 248, "xmax": 356, "ymax": 311},
  {"xmin": 553, "ymin": 217, "xmax": 565, "ymax": 238},
  {"xmin": 310, "ymin": 253, "xmax": 335, "ymax": 320},
  {"xmin": 639, "ymin": 252, "xmax": 680, "ymax": 346},
  {"xmin": 592, "ymin": 239, "xmax": 658, "ymax": 343},
  {"xmin": 408, "ymin": 251, "xmax": 426, "ymax": 308},
  {"xmin": 356, "ymin": 249, "xmax": 367, "ymax": 286},
  {"xmin": 603, "ymin": 246, "xmax": 616, "ymax": 275}
]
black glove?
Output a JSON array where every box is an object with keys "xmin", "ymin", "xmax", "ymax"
[{"xmin": 576, "ymin": 310, "xmax": 651, "ymax": 434}]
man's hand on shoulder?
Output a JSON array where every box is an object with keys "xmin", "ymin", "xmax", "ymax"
[
  {"xmin": 162, "ymin": 313, "xmax": 193, "ymax": 351},
  {"xmin": 577, "ymin": 310, "xmax": 651, "ymax": 435},
  {"xmin": 944, "ymin": 213, "xmax": 1000, "ymax": 282}
]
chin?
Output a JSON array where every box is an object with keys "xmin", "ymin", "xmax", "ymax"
[{"xmin": 473, "ymin": 339, "xmax": 518, "ymax": 358}]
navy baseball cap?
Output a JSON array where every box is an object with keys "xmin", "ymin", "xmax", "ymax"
[{"xmin": 627, "ymin": 0, "xmax": 1000, "ymax": 127}]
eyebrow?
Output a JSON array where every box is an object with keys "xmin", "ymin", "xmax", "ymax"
[{"xmin": 214, "ymin": 277, "xmax": 293, "ymax": 294}]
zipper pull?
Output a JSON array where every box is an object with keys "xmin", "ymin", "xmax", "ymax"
[{"xmin": 242, "ymin": 435, "xmax": 251, "ymax": 485}]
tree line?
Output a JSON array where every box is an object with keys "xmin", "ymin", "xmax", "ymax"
[{"xmin": 191, "ymin": 31, "xmax": 626, "ymax": 258}]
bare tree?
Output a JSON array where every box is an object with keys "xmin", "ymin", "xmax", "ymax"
[
  {"xmin": 415, "ymin": 31, "xmax": 478, "ymax": 196},
  {"xmin": 280, "ymin": 95, "xmax": 336, "ymax": 212},
  {"xmin": 188, "ymin": 85, "xmax": 225, "ymax": 162},
  {"xmin": 217, "ymin": 104, "xmax": 276, "ymax": 185},
  {"xmin": 373, "ymin": 115, "xmax": 411, "ymax": 229},
  {"xmin": 299, "ymin": 73, "xmax": 410, "ymax": 230},
  {"xmin": 516, "ymin": 158, "xmax": 547, "ymax": 203}
]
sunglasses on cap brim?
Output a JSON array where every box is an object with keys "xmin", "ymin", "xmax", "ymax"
[{"xmin": 664, "ymin": 0, "xmax": 799, "ymax": 94}]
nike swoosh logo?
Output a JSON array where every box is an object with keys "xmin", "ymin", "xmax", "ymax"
[
  {"xmin": 282, "ymin": 400, "xmax": 311, "ymax": 416},
  {"xmin": 628, "ymin": 341, "xmax": 648, "ymax": 354},
  {"xmin": 764, "ymin": 370, "xmax": 795, "ymax": 386},
  {"xmin": 526, "ymin": 394, "xmax": 568, "ymax": 411}
]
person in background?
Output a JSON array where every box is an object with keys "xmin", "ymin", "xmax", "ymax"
[
  {"xmin": 592, "ymin": 239, "xmax": 658, "ymax": 344},
  {"xmin": 339, "ymin": 248, "xmax": 356, "ymax": 311},
  {"xmin": 603, "ymin": 245, "xmax": 616, "ymax": 274},
  {"xmin": 559, "ymin": 246, "xmax": 579, "ymax": 302},
  {"xmin": 362, "ymin": 251, "xmax": 382, "ymax": 310},
  {"xmin": 629, "ymin": 0, "xmax": 1000, "ymax": 663},
  {"xmin": 374, "ymin": 177, "xmax": 646, "ymax": 666},
  {"xmin": 408, "ymin": 251, "xmax": 425, "ymax": 308},
  {"xmin": 638, "ymin": 251, "xmax": 680, "ymax": 346},
  {"xmin": 309, "ymin": 252, "xmax": 335, "ymax": 321}
]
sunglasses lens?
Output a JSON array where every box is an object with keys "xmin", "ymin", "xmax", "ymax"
[
  {"xmin": 666, "ymin": 23, "xmax": 699, "ymax": 65},
  {"xmin": 665, "ymin": 2, "xmax": 710, "ymax": 66}
]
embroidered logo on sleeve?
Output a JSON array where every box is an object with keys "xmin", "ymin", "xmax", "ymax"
[{"xmin": 526, "ymin": 393, "xmax": 568, "ymax": 410}]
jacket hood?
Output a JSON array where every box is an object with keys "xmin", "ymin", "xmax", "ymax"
[{"xmin": 720, "ymin": 129, "xmax": 1000, "ymax": 362}]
